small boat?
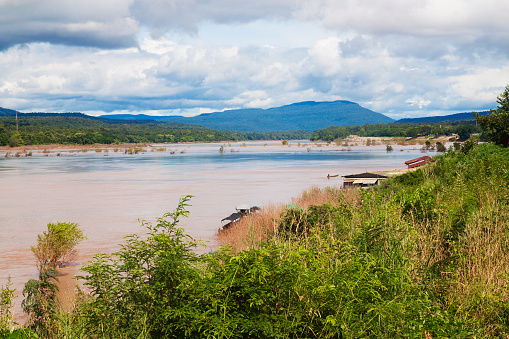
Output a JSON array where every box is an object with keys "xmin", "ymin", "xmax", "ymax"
[
  {"xmin": 221, "ymin": 212, "xmax": 242, "ymax": 230},
  {"xmin": 220, "ymin": 205, "xmax": 261, "ymax": 230}
]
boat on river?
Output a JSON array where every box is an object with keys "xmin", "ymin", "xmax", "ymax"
[{"xmin": 220, "ymin": 205, "xmax": 260, "ymax": 230}]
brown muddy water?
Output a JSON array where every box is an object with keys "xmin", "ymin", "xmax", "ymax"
[{"xmin": 0, "ymin": 141, "xmax": 427, "ymax": 322}]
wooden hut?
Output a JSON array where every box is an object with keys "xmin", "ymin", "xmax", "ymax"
[
  {"xmin": 342, "ymin": 172, "xmax": 388, "ymax": 189},
  {"xmin": 404, "ymin": 156, "xmax": 431, "ymax": 168}
]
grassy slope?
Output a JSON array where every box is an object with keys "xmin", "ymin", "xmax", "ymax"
[{"xmin": 215, "ymin": 142, "xmax": 509, "ymax": 337}]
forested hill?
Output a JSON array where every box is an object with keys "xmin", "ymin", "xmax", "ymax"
[
  {"xmin": 0, "ymin": 107, "xmax": 111, "ymax": 122},
  {"xmin": 397, "ymin": 110, "xmax": 490, "ymax": 123},
  {"xmin": 0, "ymin": 107, "xmax": 17, "ymax": 116},
  {"xmin": 0, "ymin": 113, "xmax": 311, "ymax": 147},
  {"xmin": 100, "ymin": 100, "xmax": 395, "ymax": 132}
]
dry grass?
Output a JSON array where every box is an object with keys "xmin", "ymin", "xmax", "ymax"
[
  {"xmin": 292, "ymin": 186, "xmax": 344, "ymax": 208},
  {"xmin": 449, "ymin": 195, "xmax": 509, "ymax": 325},
  {"xmin": 217, "ymin": 186, "xmax": 358, "ymax": 252},
  {"xmin": 217, "ymin": 204, "xmax": 283, "ymax": 252}
]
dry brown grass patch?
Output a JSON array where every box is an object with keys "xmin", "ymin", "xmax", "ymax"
[
  {"xmin": 292, "ymin": 186, "xmax": 343, "ymax": 208},
  {"xmin": 217, "ymin": 185, "xmax": 351, "ymax": 252},
  {"xmin": 217, "ymin": 204, "xmax": 283, "ymax": 252}
]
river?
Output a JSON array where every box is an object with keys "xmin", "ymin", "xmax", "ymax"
[{"xmin": 0, "ymin": 140, "xmax": 428, "ymax": 321}]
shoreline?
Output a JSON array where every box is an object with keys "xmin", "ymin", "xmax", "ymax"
[
  {"xmin": 0, "ymin": 135, "xmax": 454, "ymax": 151},
  {"xmin": 0, "ymin": 136, "xmax": 451, "ymax": 158}
]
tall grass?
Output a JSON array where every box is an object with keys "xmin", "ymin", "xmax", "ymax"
[{"xmin": 215, "ymin": 143, "xmax": 509, "ymax": 337}]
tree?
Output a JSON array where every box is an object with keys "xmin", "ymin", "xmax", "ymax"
[
  {"xmin": 30, "ymin": 222, "xmax": 86, "ymax": 272},
  {"xmin": 455, "ymin": 124, "xmax": 477, "ymax": 141},
  {"xmin": 436, "ymin": 141, "xmax": 447, "ymax": 152},
  {"xmin": 474, "ymin": 84, "xmax": 509, "ymax": 147},
  {"xmin": 22, "ymin": 268, "xmax": 59, "ymax": 337},
  {"xmin": 78, "ymin": 196, "xmax": 201, "ymax": 337}
]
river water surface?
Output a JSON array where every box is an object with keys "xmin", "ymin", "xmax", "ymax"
[{"xmin": 0, "ymin": 141, "xmax": 427, "ymax": 320}]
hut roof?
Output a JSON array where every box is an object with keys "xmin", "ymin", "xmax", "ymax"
[
  {"xmin": 404, "ymin": 156, "xmax": 431, "ymax": 165},
  {"xmin": 343, "ymin": 172, "xmax": 388, "ymax": 179},
  {"xmin": 221, "ymin": 213, "xmax": 241, "ymax": 222}
]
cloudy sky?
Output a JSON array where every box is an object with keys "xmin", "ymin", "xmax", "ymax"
[{"xmin": 1, "ymin": 0, "xmax": 509, "ymax": 119}]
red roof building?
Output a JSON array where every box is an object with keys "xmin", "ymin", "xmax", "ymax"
[{"xmin": 404, "ymin": 156, "xmax": 431, "ymax": 168}]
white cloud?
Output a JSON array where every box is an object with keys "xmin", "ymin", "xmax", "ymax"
[
  {"xmin": 0, "ymin": 0, "xmax": 508, "ymax": 119},
  {"xmin": 295, "ymin": 0, "xmax": 509, "ymax": 37}
]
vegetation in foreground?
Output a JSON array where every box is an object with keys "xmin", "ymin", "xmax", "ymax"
[
  {"xmin": 2, "ymin": 87, "xmax": 509, "ymax": 338},
  {"xmin": 1, "ymin": 140, "xmax": 508, "ymax": 338}
]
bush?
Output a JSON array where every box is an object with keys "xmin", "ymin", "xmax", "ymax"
[
  {"xmin": 22, "ymin": 268, "xmax": 59, "ymax": 337},
  {"xmin": 0, "ymin": 278, "xmax": 16, "ymax": 331},
  {"xmin": 31, "ymin": 222, "xmax": 86, "ymax": 271}
]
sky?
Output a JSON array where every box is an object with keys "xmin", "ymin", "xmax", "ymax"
[{"xmin": 1, "ymin": 0, "xmax": 509, "ymax": 119}]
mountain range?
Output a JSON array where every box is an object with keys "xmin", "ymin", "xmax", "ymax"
[
  {"xmin": 1, "ymin": 101, "xmax": 491, "ymax": 133},
  {"xmin": 396, "ymin": 111, "xmax": 489, "ymax": 123},
  {"xmin": 98, "ymin": 100, "xmax": 393, "ymax": 132}
]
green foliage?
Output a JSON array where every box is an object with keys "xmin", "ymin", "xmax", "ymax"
[
  {"xmin": 22, "ymin": 268, "xmax": 59, "ymax": 337},
  {"xmin": 72, "ymin": 193, "xmax": 480, "ymax": 338},
  {"xmin": 0, "ymin": 278, "xmax": 16, "ymax": 331},
  {"xmin": 460, "ymin": 139, "xmax": 478, "ymax": 154},
  {"xmin": 0, "ymin": 328, "xmax": 39, "ymax": 339},
  {"xmin": 393, "ymin": 169, "xmax": 424, "ymax": 186},
  {"xmin": 278, "ymin": 204, "xmax": 339, "ymax": 237},
  {"xmin": 399, "ymin": 185, "xmax": 438, "ymax": 223},
  {"xmin": 30, "ymin": 222, "xmax": 86, "ymax": 271},
  {"xmin": 474, "ymin": 84, "xmax": 509, "ymax": 147},
  {"xmin": 435, "ymin": 141, "xmax": 446, "ymax": 152},
  {"xmin": 0, "ymin": 115, "xmax": 310, "ymax": 146},
  {"xmin": 77, "ymin": 195, "xmax": 201, "ymax": 337}
]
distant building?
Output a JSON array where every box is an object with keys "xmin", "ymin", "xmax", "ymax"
[
  {"xmin": 342, "ymin": 172, "xmax": 388, "ymax": 189},
  {"xmin": 404, "ymin": 156, "xmax": 431, "ymax": 168}
]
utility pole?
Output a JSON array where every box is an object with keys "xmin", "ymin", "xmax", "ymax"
[{"xmin": 16, "ymin": 110, "xmax": 18, "ymax": 132}]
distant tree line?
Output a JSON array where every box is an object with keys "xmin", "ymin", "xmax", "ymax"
[
  {"xmin": 0, "ymin": 115, "xmax": 310, "ymax": 147},
  {"xmin": 310, "ymin": 121, "xmax": 481, "ymax": 142}
]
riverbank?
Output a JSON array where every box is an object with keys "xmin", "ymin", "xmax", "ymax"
[
  {"xmin": 0, "ymin": 136, "xmax": 450, "ymax": 158},
  {"xmin": 0, "ymin": 134, "xmax": 453, "ymax": 150},
  {"xmin": 9, "ymin": 142, "xmax": 504, "ymax": 337},
  {"xmin": 1, "ymin": 140, "xmax": 436, "ymax": 325}
]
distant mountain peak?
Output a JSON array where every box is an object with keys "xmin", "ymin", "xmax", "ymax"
[{"xmin": 100, "ymin": 100, "xmax": 393, "ymax": 132}]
